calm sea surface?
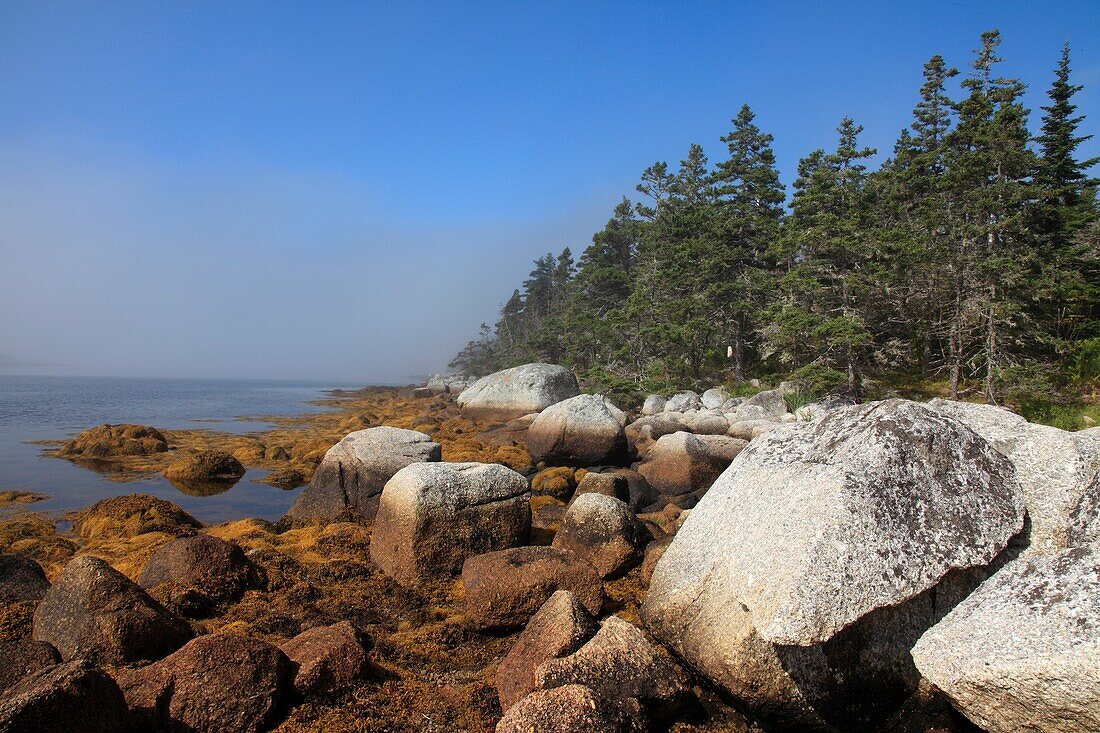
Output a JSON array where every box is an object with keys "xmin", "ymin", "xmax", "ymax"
[{"xmin": 0, "ymin": 375, "xmax": 363, "ymax": 523}]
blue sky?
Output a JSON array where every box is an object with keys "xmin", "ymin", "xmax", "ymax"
[{"xmin": 2, "ymin": 1, "xmax": 1097, "ymax": 381}]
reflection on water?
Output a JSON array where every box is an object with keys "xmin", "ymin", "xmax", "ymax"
[
  {"xmin": 164, "ymin": 475, "xmax": 242, "ymax": 497},
  {"xmin": 0, "ymin": 375, "xmax": 366, "ymax": 523}
]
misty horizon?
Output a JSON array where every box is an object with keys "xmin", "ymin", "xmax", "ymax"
[{"xmin": 3, "ymin": 2, "xmax": 1097, "ymax": 382}]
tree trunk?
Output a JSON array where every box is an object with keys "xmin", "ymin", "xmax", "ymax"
[
  {"xmin": 920, "ymin": 329, "xmax": 932, "ymax": 378},
  {"xmin": 731, "ymin": 318, "xmax": 745, "ymax": 384},
  {"xmin": 984, "ymin": 295, "xmax": 997, "ymax": 405}
]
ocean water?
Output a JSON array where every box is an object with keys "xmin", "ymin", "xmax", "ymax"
[{"xmin": 0, "ymin": 375, "xmax": 361, "ymax": 523}]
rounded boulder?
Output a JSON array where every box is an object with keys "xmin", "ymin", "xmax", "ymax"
[{"xmin": 526, "ymin": 394, "xmax": 628, "ymax": 466}]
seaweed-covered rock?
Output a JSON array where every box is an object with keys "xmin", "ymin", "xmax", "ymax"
[
  {"xmin": 284, "ymin": 426, "xmax": 441, "ymax": 524},
  {"xmin": 496, "ymin": 590, "xmax": 600, "ymax": 711},
  {"xmin": 71, "ymin": 494, "xmax": 202, "ymax": 540},
  {"xmin": 118, "ymin": 634, "xmax": 293, "ymax": 733},
  {"xmin": 138, "ymin": 534, "xmax": 261, "ymax": 617},
  {"xmin": 0, "ymin": 553, "xmax": 49, "ymax": 604},
  {"xmin": 33, "ymin": 555, "xmax": 192, "ymax": 665},
  {"xmin": 912, "ymin": 543, "xmax": 1100, "ymax": 733},
  {"xmin": 261, "ymin": 466, "xmax": 306, "ymax": 489},
  {"xmin": 552, "ymin": 494, "xmax": 645, "ymax": 578},
  {"xmin": 463, "ymin": 546, "xmax": 603, "ymax": 629},
  {"xmin": 163, "ymin": 450, "xmax": 245, "ymax": 490},
  {"xmin": 526, "ymin": 394, "xmax": 628, "ymax": 465},
  {"xmin": 0, "ymin": 659, "xmax": 129, "ymax": 733},
  {"xmin": 370, "ymin": 462, "xmax": 530, "ymax": 587},
  {"xmin": 643, "ymin": 400, "xmax": 1025, "ymax": 729},
  {"xmin": 57, "ymin": 424, "xmax": 168, "ymax": 459},
  {"xmin": 531, "ymin": 466, "xmax": 580, "ymax": 501},
  {"xmin": 278, "ymin": 621, "xmax": 373, "ymax": 697},
  {"xmin": 458, "ymin": 363, "xmax": 580, "ymax": 420}
]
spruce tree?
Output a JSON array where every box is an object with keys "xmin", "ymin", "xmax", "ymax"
[
  {"xmin": 879, "ymin": 55, "xmax": 958, "ymax": 376},
  {"xmin": 770, "ymin": 119, "xmax": 877, "ymax": 395},
  {"xmin": 708, "ymin": 104, "xmax": 786, "ymax": 382},
  {"xmin": 1035, "ymin": 43, "xmax": 1098, "ymax": 347},
  {"xmin": 943, "ymin": 30, "xmax": 1038, "ymax": 403}
]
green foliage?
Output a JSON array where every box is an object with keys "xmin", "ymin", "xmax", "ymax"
[
  {"xmin": 1020, "ymin": 398, "xmax": 1100, "ymax": 432},
  {"xmin": 1071, "ymin": 337, "xmax": 1100, "ymax": 385},
  {"xmin": 452, "ymin": 31, "xmax": 1098, "ymax": 409},
  {"xmin": 783, "ymin": 386, "xmax": 819, "ymax": 413}
]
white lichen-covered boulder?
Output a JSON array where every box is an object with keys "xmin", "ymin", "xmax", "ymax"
[
  {"xmin": 370, "ymin": 462, "xmax": 530, "ymax": 588},
  {"xmin": 912, "ymin": 543, "xmax": 1100, "ymax": 733},
  {"xmin": 284, "ymin": 427, "xmax": 441, "ymax": 524},
  {"xmin": 526, "ymin": 394, "xmax": 628, "ymax": 465},
  {"xmin": 929, "ymin": 399, "xmax": 1100, "ymax": 554},
  {"xmin": 739, "ymin": 388, "xmax": 789, "ymax": 418},
  {"xmin": 643, "ymin": 399, "xmax": 1025, "ymax": 729},
  {"xmin": 700, "ymin": 388, "xmax": 730, "ymax": 410},
  {"xmin": 641, "ymin": 395, "xmax": 667, "ymax": 416},
  {"xmin": 1067, "ymin": 470, "xmax": 1100, "ymax": 545},
  {"xmin": 926, "ymin": 398, "xmax": 1027, "ymax": 452},
  {"xmin": 665, "ymin": 391, "xmax": 702, "ymax": 413},
  {"xmin": 457, "ymin": 363, "xmax": 579, "ymax": 420}
]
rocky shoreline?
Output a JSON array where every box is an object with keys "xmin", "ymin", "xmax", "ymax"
[{"xmin": 1, "ymin": 363, "xmax": 1097, "ymax": 732}]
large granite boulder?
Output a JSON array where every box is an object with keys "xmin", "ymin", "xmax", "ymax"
[
  {"xmin": 925, "ymin": 398, "xmax": 1028, "ymax": 452},
  {"xmin": 526, "ymin": 394, "xmax": 628, "ymax": 465},
  {"xmin": 643, "ymin": 399, "xmax": 1025, "ymax": 729},
  {"xmin": 929, "ymin": 399, "xmax": 1100, "ymax": 554},
  {"xmin": 119, "ymin": 633, "xmax": 292, "ymax": 733},
  {"xmin": 636, "ymin": 431, "xmax": 739, "ymax": 497},
  {"xmin": 0, "ymin": 553, "xmax": 49, "ymax": 604},
  {"xmin": 552, "ymin": 494, "xmax": 645, "ymax": 579},
  {"xmin": 284, "ymin": 427, "xmax": 441, "ymax": 524},
  {"xmin": 1067, "ymin": 470, "xmax": 1100, "ymax": 545},
  {"xmin": 912, "ymin": 543, "xmax": 1100, "ymax": 733},
  {"xmin": 33, "ymin": 556, "xmax": 192, "ymax": 666},
  {"xmin": 457, "ymin": 364, "xmax": 580, "ymax": 420},
  {"xmin": 496, "ymin": 590, "xmax": 600, "ymax": 712},
  {"xmin": 138, "ymin": 534, "xmax": 261, "ymax": 617},
  {"xmin": 462, "ymin": 546, "xmax": 603, "ymax": 629},
  {"xmin": 370, "ymin": 462, "xmax": 530, "ymax": 587},
  {"xmin": 0, "ymin": 660, "xmax": 130, "ymax": 733}
]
